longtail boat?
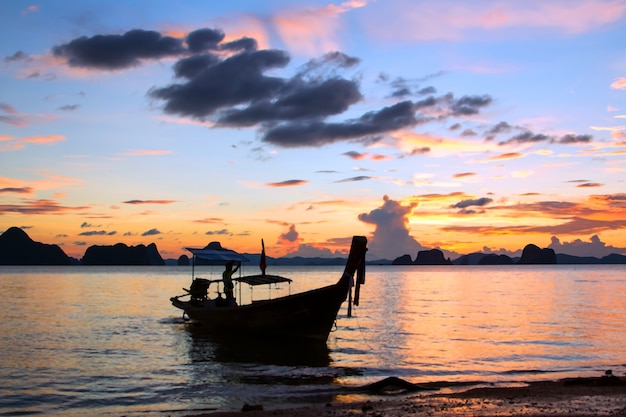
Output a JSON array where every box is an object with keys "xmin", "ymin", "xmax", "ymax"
[{"xmin": 170, "ymin": 236, "xmax": 367, "ymax": 341}]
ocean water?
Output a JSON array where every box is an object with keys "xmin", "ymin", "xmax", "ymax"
[{"xmin": 0, "ymin": 264, "xmax": 624, "ymax": 416}]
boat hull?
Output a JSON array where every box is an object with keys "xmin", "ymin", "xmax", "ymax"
[{"xmin": 171, "ymin": 273, "xmax": 351, "ymax": 341}]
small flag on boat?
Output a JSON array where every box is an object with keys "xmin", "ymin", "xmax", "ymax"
[{"xmin": 260, "ymin": 239, "xmax": 267, "ymax": 276}]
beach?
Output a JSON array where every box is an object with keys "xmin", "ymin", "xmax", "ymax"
[{"xmin": 185, "ymin": 376, "xmax": 626, "ymax": 417}]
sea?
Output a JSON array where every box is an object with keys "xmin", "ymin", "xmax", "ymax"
[{"xmin": 0, "ymin": 264, "xmax": 624, "ymax": 417}]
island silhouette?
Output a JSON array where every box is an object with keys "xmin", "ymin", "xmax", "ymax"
[{"xmin": 0, "ymin": 226, "xmax": 624, "ymax": 266}]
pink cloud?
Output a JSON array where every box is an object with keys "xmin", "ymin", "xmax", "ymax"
[
  {"xmin": 611, "ymin": 77, "xmax": 626, "ymax": 90},
  {"xmin": 121, "ymin": 149, "xmax": 173, "ymax": 156},
  {"xmin": 273, "ymin": 1, "xmax": 371, "ymax": 55},
  {"xmin": 364, "ymin": 0, "xmax": 626, "ymax": 42}
]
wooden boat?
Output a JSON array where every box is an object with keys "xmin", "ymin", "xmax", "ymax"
[{"xmin": 170, "ymin": 236, "xmax": 367, "ymax": 341}]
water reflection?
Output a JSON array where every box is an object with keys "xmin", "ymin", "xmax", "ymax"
[{"xmin": 185, "ymin": 324, "xmax": 331, "ymax": 367}]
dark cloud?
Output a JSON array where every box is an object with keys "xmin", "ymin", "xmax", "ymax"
[
  {"xmin": 343, "ymin": 151, "xmax": 365, "ymax": 160},
  {"xmin": 142, "ymin": 228, "xmax": 161, "ymax": 236},
  {"xmin": 499, "ymin": 130, "xmax": 594, "ymax": 146},
  {"xmin": 205, "ymin": 229, "xmax": 230, "ymax": 235},
  {"xmin": 53, "ymin": 29, "xmax": 500, "ymax": 149},
  {"xmin": 267, "ymin": 179, "xmax": 308, "ymax": 187},
  {"xmin": 279, "ymin": 224, "xmax": 299, "ymax": 243},
  {"xmin": 262, "ymin": 100, "xmax": 418, "ymax": 147},
  {"xmin": 4, "ymin": 51, "xmax": 29, "ymax": 63},
  {"xmin": 78, "ymin": 230, "xmax": 117, "ymax": 236},
  {"xmin": 334, "ymin": 176, "xmax": 372, "ymax": 183},
  {"xmin": 451, "ymin": 197, "xmax": 493, "ymax": 209},
  {"xmin": 0, "ymin": 187, "xmax": 33, "ymax": 194},
  {"xmin": 486, "ymin": 121, "xmax": 513, "ymax": 136},
  {"xmin": 557, "ymin": 133, "xmax": 592, "ymax": 144},
  {"xmin": 59, "ymin": 104, "xmax": 79, "ymax": 111},
  {"xmin": 418, "ymin": 86, "xmax": 436, "ymax": 95},
  {"xmin": 52, "ymin": 29, "xmax": 184, "ymax": 70},
  {"xmin": 149, "ymin": 49, "xmax": 290, "ymax": 119},
  {"xmin": 80, "ymin": 222, "xmax": 101, "ymax": 228},
  {"xmin": 185, "ymin": 28, "xmax": 224, "ymax": 53},
  {"xmin": 450, "ymin": 94, "xmax": 492, "ymax": 116},
  {"xmin": 218, "ymin": 77, "xmax": 362, "ymax": 126},
  {"xmin": 221, "ymin": 37, "xmax": 258, "ymax": 52},
  {"xmin": 499, "ymin": 131, "xmax": 550, "ymax": 145},
  {"xmin": 123, "ymin": 199, "xmax": 176, "ymax": 204}
]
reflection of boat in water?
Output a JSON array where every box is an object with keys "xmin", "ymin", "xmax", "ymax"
[
  {"xmin": 171, "ymin": 236, "xmax": 367, "ymax": 342},
  {"xmin": 187, "ymin": 328, "xmax": 332, "ymax": 367}
]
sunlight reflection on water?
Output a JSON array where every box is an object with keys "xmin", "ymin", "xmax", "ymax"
[{"xmin": 0, "ymin": 264, "xmax": 624, "ymax": 416}]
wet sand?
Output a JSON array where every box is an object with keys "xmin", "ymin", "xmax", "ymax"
[{"xmin": 185, "ymin": 375, "xmax": 626, "ymax": 417}]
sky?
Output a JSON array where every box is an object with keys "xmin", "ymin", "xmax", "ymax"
[{"xmin": 1, "ymin": 0, "xmax": 625, "ymax": 261}]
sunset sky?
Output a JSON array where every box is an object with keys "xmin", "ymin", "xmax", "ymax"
[{"xmin": 1, "ymin": 0, "xmax": 625, "ymax": 261}]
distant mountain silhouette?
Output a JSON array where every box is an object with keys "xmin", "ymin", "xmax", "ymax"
[
  {"xmin": 82, "ymin": 242, "xmax": 164, "ymax": 265},
  {"xmin": 2, "ymin": 226, "xmax": 625, "ymax": 266},
  {"xmin": 0, "ymin": 227, "xmax": 70, "ymax": 265},
  {"xmin": 518, "ymin": 244, "xmax": 557, "ymax": 264}
]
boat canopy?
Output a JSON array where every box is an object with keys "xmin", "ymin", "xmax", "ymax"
[
  {"xmin": 186, "ymin": 247, "xmax": 250, "ymax": 264},
  {"xmin": 234, "ymin": 274, "xmax": 292, "ymax": 286}
]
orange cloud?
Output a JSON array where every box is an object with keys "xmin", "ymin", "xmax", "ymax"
[
  {"xmin": 0, "ymin": 199, "xmax": 90, "ymax": 215},
  {"xmin": 123, "ymin": 200, "xmax": 177, "ymax": 204},
  {"xmin": 22, "ymin": 135, "xmax": 65, "ymax": 145},
  {"xmin": 487, "ymin": 152, "xmax": 524, "ymax": 161},
  {"xmin": 453, "ymin": 172, "xmax": 476, "ymax": 178}
]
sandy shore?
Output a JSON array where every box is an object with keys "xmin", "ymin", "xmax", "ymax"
[{"xmin": 184, "ymin": 375, "xmax": 626, "ymax": 417}]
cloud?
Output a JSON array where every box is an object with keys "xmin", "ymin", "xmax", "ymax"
[
  {"xmin": 549, "ymin": 234, "xmax": 626, "ymax": 257},
  {"xmin": 194, "ymin": 217, "xmax": 225, "ymax": 224},
  {"xmin": 80, "ymin": 222, "xmax": 101, "ymax": 228},
  {"xmin": 0, "ymin": 187, "xmax": 33, "ymax": 194},
  {"xmin": 498, "ymin": 130, "xmax": 593, "ymax": 146},
  {"xmin": 23, "ymin": 135, "xmax": 65, "ymax": 145},
  {"xmin": 123, "ymin": 199, "xmax": 176, "ymax": 204},
  {"xmin": 453, "ymin": 172, "xmax": 476, "ymax": 179},
  {"xmin": 487, "ymin": 152, "xmax": 524, "ymax": 161},
  {"xmin": 0, "ymin": 103, "xmax": 28, "ymax": 127},
  {"xmin": 451, "ymin": 197, "xmax": 493, "ymax": 209},
  {"xmin": 78, "ymin": 230, "xmax": 117, "ymax": 236},
  {"xmin": 120, "ymin": 149, "xmax": 173, "ymax": 156},
  {"xmin": 205, "ymin": 229, "xmax": 230, "ymax": 235},
  {"xmin": 0, "ymin": 199, "xmax": 89, "ymax": 215},
  {"xmin": 334, "ymin": 175, "xmax": 372, "ymax": 183},
  {"xmin": 4, "ymin": 51, "xmax": 30, "ymax": 63},
  {"xmin": 358, "ymin": 195, "xmax": 426, "ymax": 259},
  {"xmin": 267, "ymin": 179, "xmax": 308, "ymax": 187},
  {"xmin": 611, "ymin": 77, "xmax": 626, "ymax": 90},
  {"xmin": 52, "ymin": 29, "xmax": 186, "ymax": 70},
  {"xmin": 576, "ymin": 182, "xmax": 603, "ymax": 188},
  {"xmin": 363, "ymin": 0, "xmax": 626, "ymax": 42},
  {"xmin": 141, "ymin": 228, "xmax": 161, "ymax": 236},
  {"xmin": 279, "ymin": 224, "xmax": 299, "ymax": 243},
  {"xmin": 58, "ymin": 105, "xmax": 79, "ymax": 111},
  {"xmin": 272, "ymin": 1, "xmax": 370, "ymax": 55}
]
